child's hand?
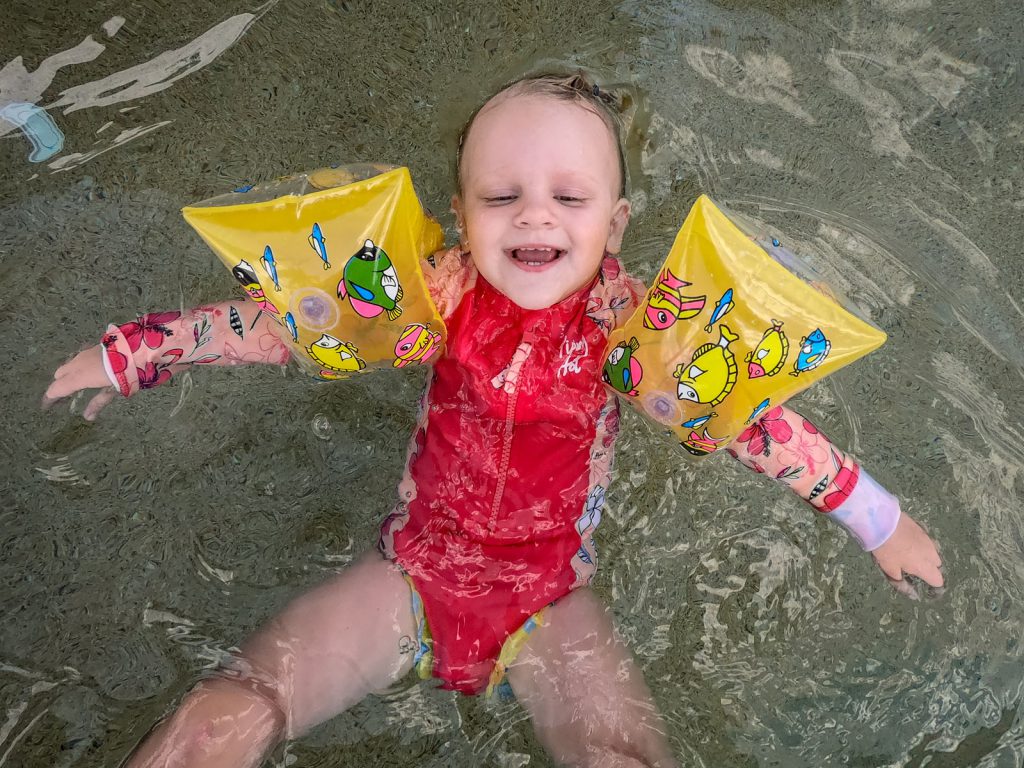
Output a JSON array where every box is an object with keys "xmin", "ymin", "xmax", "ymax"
[
  {"xmin": 871, "ymin": 512, "xmax": 944, "ymax": 600},
  {"xmin": 42, "ymin": 345, "xmax": 118, "ymax": 420}
]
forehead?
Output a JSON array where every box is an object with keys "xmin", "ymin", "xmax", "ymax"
[{"xmin": 461, "ymin": 93, "xmax": 620, "ymax": 183}]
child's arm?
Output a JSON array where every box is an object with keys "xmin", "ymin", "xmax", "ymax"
[
  {"xmin": 45, "ymin": 246, "xmax": 473, "ymax": 420},
  {"xmin": 44, "ymin": 300, "xmax": 290, "ymax": 419},
  {"xmin": 727, "ymin": 405, "xmax": 943, "ymax": 597}
]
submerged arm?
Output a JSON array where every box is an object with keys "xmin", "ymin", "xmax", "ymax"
[
  {"xmin": 45, "ymin": 300, "xmax": 290, "ymax": 418},
  {"xmin": 727, "ymin": 405, "xmax": 943, "ymax": 594}
]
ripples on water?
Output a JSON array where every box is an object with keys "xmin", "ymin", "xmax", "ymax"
[{"xmin": 1, "ymin": 0, "xmax": 1021, "ymax": 765}]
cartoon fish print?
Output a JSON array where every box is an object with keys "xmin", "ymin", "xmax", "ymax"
[
  {"xmin": 231, "ymin": 260, "xmax": 279, "ymax": 315},
  {"xmin": 602, "ymin": 337, "xmax": 644, "ymax": 396},
  {"xmin": 791, "ymin": 328, "xmax": 832, "ymax": 376},
  {"xmin": 306, "ymin": 333, "xmax": 365, "ymax": 374},
  {"xmin": 745, "ymin": 397, "xmax": 771, "ymax": 424},
  {"xmin": 228, "ymin": 306, "xmax": 244, "ymax": 338},
  {"xmin": 284, "ymin": 312, "xmax": 298, "ymax": 342},
  {"xmin": 703, "ymin": 288, "xmax": 735, "ymax": 334},
  {"xmin": 746, "ymin": 320, "xmax": 789, "ymax": 378},
  {"xmin": 261, "ymin": 245, "xmax": 281, "ymax": 291},
  {"xmin": 681, "ymin": 412, "xmax": 717, "ymax": 430},
  {"xmin": 681, "ymin": 427, "xmax": 729, "ymax": 456},
  {"xmin": 643, "ymin": 268, "xmax": 706, "ymax": 331},
  {"xmin": 807, "ymin": 474, "xmax": 830, "ymax": 501},
  {"xmin": 674, "ymin": 324, "xmax": 739, "ymax": 406},
  {"xmin": 309, "ymin": 223, "xmax": 330, "ymax": 270},
  {"xmin": 337, "ymin": 239, "xmax": 404, "ymax": 321},
  {"xmin": 393, "ymin": 323, "xmax": 442, "ymax": 368}
]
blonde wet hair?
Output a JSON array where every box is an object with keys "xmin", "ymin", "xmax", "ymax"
[{"xmin": 455, "ymin": 71, "xmax": 629, "ymax": 198}]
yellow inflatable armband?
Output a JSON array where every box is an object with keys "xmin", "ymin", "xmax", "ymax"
[
  {"xmin": 604, "ymin": 195, "xmax": 886, "ymax": 456},
  {"xmin": 182, "ymin": 164, "xmax": 446, "ymax": 379}
]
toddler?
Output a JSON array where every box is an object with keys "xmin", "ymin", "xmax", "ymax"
[{"xmin": 45, "ymin": 73, "xmax": 943, "ymax": 768}]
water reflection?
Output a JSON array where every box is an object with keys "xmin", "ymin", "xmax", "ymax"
[{"xmin": 1, "ymin": 6, "xmax": 275, "ymax": 173}]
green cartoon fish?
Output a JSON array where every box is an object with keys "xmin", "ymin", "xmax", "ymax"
[{"xmin": 336, "ymin": 239, "xmax": 404, "ymax": 320}]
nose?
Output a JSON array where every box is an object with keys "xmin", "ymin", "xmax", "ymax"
[{"xmin": 515, "ymin": 193, "xmax": 554, "ymax": 228}]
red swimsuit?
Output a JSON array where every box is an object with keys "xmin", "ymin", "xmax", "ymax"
[
  {"xmin": 100, "ymin": 247, "xmax": 874, "ymax": 696},
  {"xmin": 378, "ymin": 249, "xmax": 641, "ymax": 693}
]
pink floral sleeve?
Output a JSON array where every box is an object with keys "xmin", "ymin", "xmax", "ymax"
[
  {"xmin": 101, "ymin": 251, "xmax": 471, "ymax": 397},
  {"xmin": 727, "ymin": 405, "xmax": 900, "ymax": 550},
  {"xmin": 101, "ymin": 301, "xmax": 291, "ymax": 397},
  {"xmin": 726, "ymin": 405, "xmax": 859, "ymax": 512}
]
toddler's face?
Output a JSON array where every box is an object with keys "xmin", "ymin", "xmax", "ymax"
[{"xmin": 453, "ymin": 93, "xmax": 630, "ymax": 310}]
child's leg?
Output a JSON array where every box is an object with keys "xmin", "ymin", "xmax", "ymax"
[
  {"xmin": 506, "ymin": 588, "xmax": 677, "ymax": 768},
  {"xmin": 127, "ymin": 552, "xmax": 416, "ymax": 767}
]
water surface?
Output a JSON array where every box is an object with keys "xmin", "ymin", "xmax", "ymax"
[{"xmin": 2, "ymin": 0, "xmax": 1022, "ymax": 765}]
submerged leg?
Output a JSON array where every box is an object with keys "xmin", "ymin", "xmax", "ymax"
[
  {"xmin": 127, "ymin": 551, "xmax": 416, "ymax": 767},
  {"xmin": 507, "ymin": 588, "xmax": 677, "ymax": 768}
]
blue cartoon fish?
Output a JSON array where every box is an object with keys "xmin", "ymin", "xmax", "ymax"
[
  {"xmin": 745, "ymin": 398, "xmax": 771, "ymax": 423},
  {"xmin": 681, "ymin": 412, "xmax": 717, "ymax": 429},
  {"xmin": 284, "ymin": 312, "xmax": 298, "ymax": 342},
  {"xmin": 703, "ymin": 288, "xmax": 735, "ymax": 334},
  {"xmin": 261, "ymin": 245, "xmax": 281, "ymax": 291},
  {"xmin": 309, "ymin": 223, "xmax": 329, "ymax": 270},
  {"xmin": 791, "ymin": 328, "xmax": 832, "ymax": 376}
]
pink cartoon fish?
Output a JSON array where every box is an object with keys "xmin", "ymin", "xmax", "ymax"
[{"xmin": 643, "ymin": 268, "xmax": 706, "ymax": 331}]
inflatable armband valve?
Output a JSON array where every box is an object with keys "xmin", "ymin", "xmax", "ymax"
[
  {"xmin": 182, "ymin": 164, "xmax": 446, "ymax": 379},
  {"xmin": 604, "ymin": 195, "xmax": 886, "ymax": 456}
]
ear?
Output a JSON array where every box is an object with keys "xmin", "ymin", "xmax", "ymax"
[
  {"xmin": 450, "ymin": 194, "xmax": 467, "ymax": 243},
  {"xmin": 604, "ymin": 197, "xmax": 631, "ymax": 255}
]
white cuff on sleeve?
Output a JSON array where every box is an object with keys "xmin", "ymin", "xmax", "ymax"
[{"xmin": 828, "ymin": 469, "xmax": 901, "ymax": 551}]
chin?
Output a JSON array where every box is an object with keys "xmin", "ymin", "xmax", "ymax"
[
  {"xmin": 506, "ymin": 280, "xmax": 576, "ymax": 311},
  {"xmin": 512, "ymin": 296, "xmax": 559, "ymax": 311}
]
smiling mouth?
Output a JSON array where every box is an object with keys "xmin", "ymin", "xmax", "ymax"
[{"xmin": 510, "ymin": 247, "xmax": 563, "ymax": 266}]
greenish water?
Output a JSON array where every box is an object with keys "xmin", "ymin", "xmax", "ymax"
[{"xmin": 2, "ymin": 1, "xmax": 1022, "ymax": 766}]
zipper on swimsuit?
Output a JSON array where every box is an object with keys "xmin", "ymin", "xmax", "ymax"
[
  {"xmin": 487, "ymin": 386, "xmax": 518, "ymax": 531},
  {"xmin": 487, "ymin": 334, "xmax": 534, "ymax": 530}
]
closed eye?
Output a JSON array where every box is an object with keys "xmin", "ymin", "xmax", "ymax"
[
  {"xmin": 555, "ymin": 195, "xmax": 586, "ymax": 204},
  {"xmin": 483, "ymin": 195, "xmax": 516, "ymax": 205}
]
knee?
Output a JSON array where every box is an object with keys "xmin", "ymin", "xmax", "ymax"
[
  {"xmin": 128, "ymin": 676, "xmax": 287, "ymax": 767},
  {"xmin": 565, "ymin": 744, "xmax": 669, "ymax": 768}
]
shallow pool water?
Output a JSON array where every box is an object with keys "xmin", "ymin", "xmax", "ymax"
[{"xmin": 2, "ymin": 1, "xmax": 1022, "ymax": 766}]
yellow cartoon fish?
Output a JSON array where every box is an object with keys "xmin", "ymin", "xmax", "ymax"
[
  {"xmin": 674, "ymin": 325, "xmax": 739, "ymax": 406},
  {"xmin": 306, "ymin": 333, "xmax": 366, "ymax": 375},
  {"xmin": 745, "ymin": 320, "xmax": 789, "ymax": 378}
]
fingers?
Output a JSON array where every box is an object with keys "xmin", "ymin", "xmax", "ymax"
[
  {"xmin": 42, "ymin": 346, "xmax": 113, "ymax": 408},
  {"xmin": 880, "ymin": 558, "xmax": 945, "ymax": 601},
  {"xmin": 83, "ymin": 389, "xmax": 117, "ymax": 421},
  {"xmin": 43, "ymin": 374, "xmax": 83, "ymax": 405},
  {"xmin": 886, "ymin": 575, "xmax": 920, "ymax": 601},
  {"xmin": 914, "ymin": 560, "xmax": 944, "ymax": 589}
]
